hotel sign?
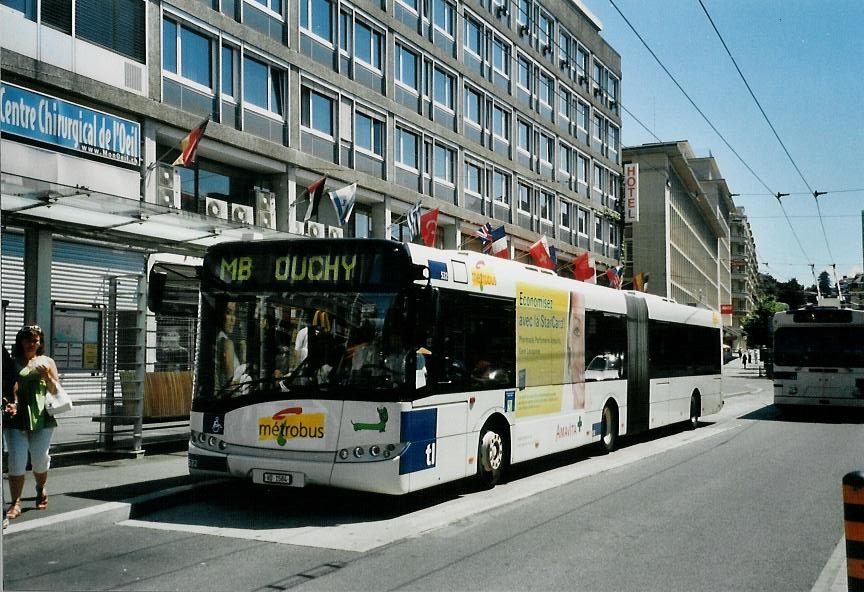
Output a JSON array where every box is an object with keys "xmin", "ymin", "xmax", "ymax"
[
  {"xmin": 0, "ymin": 82, "xmax": 140, "ymax": 164},
  {"xmin": 624, "ymin": 163, "xmax": 639, "ymax": 222}
]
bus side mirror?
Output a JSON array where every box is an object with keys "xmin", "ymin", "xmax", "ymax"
[
  {"xmin": 148, "ymin": 270, "xmax": 167, "ymax": 313},
  {"xmin": 417, "ymin": 286, "xmax": 438, "ymax": 316},
  {"xmin": 412, "ymin": 263, "xmax": 430, "ymax": 284}
]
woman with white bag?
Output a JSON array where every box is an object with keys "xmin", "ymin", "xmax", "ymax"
[{"xmin": 5, "ymin": 325, "xmax": 65, "ymax": 520}]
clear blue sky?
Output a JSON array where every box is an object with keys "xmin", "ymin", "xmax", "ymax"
[{"xmin": 587, "ymin": 0, "xmax": 864, "ymax": 286}]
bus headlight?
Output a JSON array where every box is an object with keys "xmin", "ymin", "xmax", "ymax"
[
  {"xmin": 191, "ymin": 431, "xmax": 227, "ymax": 452},
  {"xmin": 336, "ymin": 442, "xmax": 408, "ymax": 463}
]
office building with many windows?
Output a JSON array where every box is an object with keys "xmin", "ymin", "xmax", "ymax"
[
  {"xmin": 730, "ymin": 206, "xmax": 760, "ymax": 343},
  {"xmin": 0, "ymin": 0, "xmax": 624, "ymax": 451},
  {"xmin": 622, "ymin": 142, "xmax": 736, "ymax": 341}
]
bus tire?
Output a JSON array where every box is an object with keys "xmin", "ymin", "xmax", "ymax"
[
  {"xmin": 688, "ymin": 391, "xmax": 701, "ymax": 429},
  {"xmin": 601, "ymin": 402, "xmax": 618, "ymax": 453},
  {"xmin": 477, "ymin": 421, "xmax": 508, "ymax": 488}
]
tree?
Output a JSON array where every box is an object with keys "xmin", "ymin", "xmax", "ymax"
[
  {"xmin": 741, "ymin": 296, "xmax": 788, "ymax": 349},
  {"xmin": 758, "ymin": 273, "xmax": 778, "ymax": 299},
  {"xmin": 818, "ymin": 271, "xmax": 833, "ymax": 297},
  {"xmin": 776, "ymin": 278, "xmax": 808, "ymax": 310}
]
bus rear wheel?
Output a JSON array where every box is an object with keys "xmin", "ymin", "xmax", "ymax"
[
  {"xmin": 477, "ymin": 424, "xmax": 507, "ymax": 488},
  {"xmin": 601, "ymin": 403, "xmax": 618, "ymax": 453}
]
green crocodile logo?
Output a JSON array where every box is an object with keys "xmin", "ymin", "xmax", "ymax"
[{"xmin": 351, "ymin": 406, "xmax": 388, "ymax": 432}]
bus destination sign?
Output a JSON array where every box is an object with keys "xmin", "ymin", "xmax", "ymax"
[{"xmin": 203, "ymin": 241, "xmax": 408, "ymax": 291}]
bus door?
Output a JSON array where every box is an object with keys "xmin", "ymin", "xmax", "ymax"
[{"xmin": 625, "ymin": 295, "xmax": 649, "ymax": 433}]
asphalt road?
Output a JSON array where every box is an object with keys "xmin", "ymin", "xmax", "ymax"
[{"xmin": 4, "ymin": 375, "xmax": 860, "ymax": 592}]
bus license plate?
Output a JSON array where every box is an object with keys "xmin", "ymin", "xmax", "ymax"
[
  {"xmin": 264, "ymin": 472, "xmax": 292, "ymax": 485},
  {"xmin": 253, "ymin": 469, "xmax": 305, "ymax": 487}
]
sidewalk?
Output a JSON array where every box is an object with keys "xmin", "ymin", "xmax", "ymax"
[{"xmin": 2, "ymin": 439, "xmax": 199, "ymax": 535}]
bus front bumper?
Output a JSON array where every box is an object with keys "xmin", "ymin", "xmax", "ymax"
[{"xmin": 187, "ymin": 443, "xmax": 412, "ymax": 494}]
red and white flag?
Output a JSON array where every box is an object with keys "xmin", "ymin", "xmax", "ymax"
[
  {"xmin": 420, "ymin": 208, "xmax": 439, "ymax": 247},
  {"xmin": 529, "ymin": 236, "xmax": 555, "ymax": 270}
]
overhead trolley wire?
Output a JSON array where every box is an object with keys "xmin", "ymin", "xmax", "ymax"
[
  {"xmin": 696, "ymin": 0, "xmax": 836, "ymax": 270},
  {"xmin": 605, "ymin": 0, "xmax": 816, "ymax": 277}
]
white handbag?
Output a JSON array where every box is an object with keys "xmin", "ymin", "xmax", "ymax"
[{"xmin": 45, "ymin": 383, "xmax": 73, "ymax": 416}]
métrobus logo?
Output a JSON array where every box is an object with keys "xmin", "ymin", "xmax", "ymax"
[{"xmin": 258, "ymin": 407, "xmax": 325, "ymax": 447}]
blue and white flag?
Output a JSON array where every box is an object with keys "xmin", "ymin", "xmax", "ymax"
[{"xmin": 329, "ymin": 183, "xmax": 357, "ymax": 226}]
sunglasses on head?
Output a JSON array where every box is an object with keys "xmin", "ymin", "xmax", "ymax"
[{"xmin": 18, "ymin": 325, "xmax": 42, "ymax": 336}]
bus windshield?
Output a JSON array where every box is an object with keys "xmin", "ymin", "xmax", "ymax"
[
  {"xmin": 196, "ymin": 290, "xmax": 415, "ymax": 402},
  {"xmin": 774, "ymin": 326, "xmax": 864, "ymax": 367}
]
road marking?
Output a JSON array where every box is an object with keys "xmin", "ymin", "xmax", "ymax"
[
  {"xmin": 810, "ymin": 536, "xmax": 846, "ymax": 592},
  {"xmin": 4, "ymin": 482, "xmax": 214, "ymax": 535},
  {"xmin": 121, "ymin": 421, "xmax": 742, "ymax": 552}
]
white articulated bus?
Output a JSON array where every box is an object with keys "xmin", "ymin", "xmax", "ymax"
[
  {"xmin": 187, "ymin": 239, "xmax": 723, "ymax": 494},
  {"xmin": 773, "ymin": 307, "xmax": 864, "ymax": 409}
]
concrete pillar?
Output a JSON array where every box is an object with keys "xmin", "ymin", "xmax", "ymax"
[
  {"xmin": 142, "ymin": 120, "xmax": 158, "ymax": 204},
  {"xmin": 372, "ymin": 200, "xmax": 389, "ymax": 240},
  {"xmin": 23, "ymin": 228, "xmax": 53, "ymax": 352},
  {"xmin": 273, "ymin": 171, "xmax": 290, "ymax": 233}
]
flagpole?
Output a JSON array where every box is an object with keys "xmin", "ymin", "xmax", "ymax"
[
  {"xmin": 194, "ymin": 159, "xmax": 200, "ymax": 214},
  {"xmin": 458, "ymin": 235, "xmax": 480, "ymax": 249}
]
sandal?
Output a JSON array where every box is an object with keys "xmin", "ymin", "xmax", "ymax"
[
  {"xmin": 6, "ymin": 502, "xmax": 21, "ymax": 519},
  {"xmin": 35, "ymin": 489, "xmax": 48, "ymax": 511}
]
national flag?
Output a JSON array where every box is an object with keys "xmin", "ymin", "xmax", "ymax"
[
  {"xmin": 606, "ymin": 265, "xmax": 623, "ymax": 289},
  {"xmin": 489, "ymin": 225, "xmax": 509, "ymax": 259},
  {"xmin": 573, "ymin": 252, "xmax": 595, "ymax": 282},
  {"xmin": 329, "ymin": 183, "xmax": 357, "ymax": 226},
  {"xmin": 477, "ymin": 223, "xmax": 495, "ymax": 252},
  {"xmin": 172, "ymin": 116, "xmax": 210, "ymax": 167},
  {"xmin": 303, "ymin": 176, "xmax": 327, "ymax": 222},
  {"xmin": 420, "ymin": 208, "xmax": 439, "ymax": 247},
  {"xmin": 634, "ymin": 272, "xmax": 649, "ymax": 292},
  {"xmin": 529, "ymin": 236, "xmax": 555, "ymax": 270},
  {"xmin": 407, "ymin": 202, "xmax": 422, "ymax": 241}
]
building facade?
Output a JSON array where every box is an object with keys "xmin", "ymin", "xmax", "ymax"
[
  {"xmin": 622, "ymin": 142, "xmax": 737, "ymax": 343},
  {"xmin": 729, "ymin": 206, "xmax": 760, "ymax": 344},
  {"xmin": 1, "ymin": 0, "xmax": 624, "ymax": 449}
]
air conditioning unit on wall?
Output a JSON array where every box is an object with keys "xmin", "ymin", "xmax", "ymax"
[
  {"xmin": 156, "ymin": 164, "xmax": 181, "ymax": 208},
  {"xmin": 327, "ymin": 226, "xmax": 344, "ymax": 238},
  {"xmin": 205, "ymin": 197, "xmax": 229, "ymax": 219},
  {"xmin": 256, "ymin": 210, "xmax": 276, "ymax": 229},
  {"xmin": 231, "ymin": 204, "xmax": 254, "ymax": 225},
  {"xmin": 255, "ymin": 190, "xmax": 275, "ymax": 213},
  {"xmin": 306, "ymin": 221, "xmax": 325, "ymax": 238}
]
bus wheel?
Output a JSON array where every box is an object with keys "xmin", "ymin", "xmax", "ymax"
[
  {"xmin": 477, "ymin": 424, "xmax": 507, "ymax": 488},
  {"xmin": 688, "ymin": 392, "xmax": 701, "ymax": 429},
  {"xmin": 601, "ymin": 403, "xmax": 618, "ymax": 453}
]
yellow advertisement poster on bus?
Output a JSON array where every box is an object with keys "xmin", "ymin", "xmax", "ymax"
[{"xmin": 515, "ymin": 283, "xmax": 569, "ymax": 417}]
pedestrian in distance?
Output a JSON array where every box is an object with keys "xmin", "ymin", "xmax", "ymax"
[
  {"xmin": 742, "ymin": 352, "xmax": 748, "ymax": 369},
  {"xmin": 5, "ymin": 325, "xmax": 62, "ymax": 521}
]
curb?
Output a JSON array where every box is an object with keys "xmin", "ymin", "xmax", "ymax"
[{"xmin": 4, "ymin": 478, "xmax": 226, "ymax": 535}]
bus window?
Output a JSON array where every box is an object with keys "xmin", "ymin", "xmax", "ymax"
[
  {"xmin": 426, "ymin": 290, "xmax": 516, "ymax": 392},
  {"xmin": 585, "ymin": 311, "xmax": 627, "ymax": 381}
]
